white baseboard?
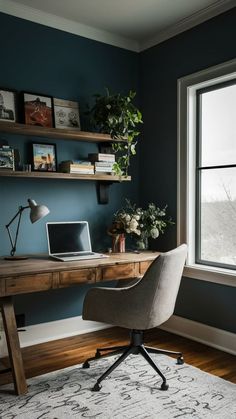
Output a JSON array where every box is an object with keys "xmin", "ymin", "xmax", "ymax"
[
  {"xmin": 0, "ymin": 316, "xmax": 111, "ymax": 357},
  {"xmin": 19, "ymin": 316, "xmax": 111, "ymax": 347},
  {"xmin": 1, "ymin": 314, "xmax": 235, "ymax": 358},
  {"xmin": 161, "ymin": 315, "xmax": 236, "ymax": 356}
]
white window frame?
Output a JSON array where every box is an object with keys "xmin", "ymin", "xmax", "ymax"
[{"xmin": 177, "ymin": 59, "xmax": 236, "ymax": 287}]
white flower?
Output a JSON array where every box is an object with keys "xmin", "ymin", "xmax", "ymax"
[
  {"xmin": 134, "ymin": 214, "xmax": 140, "ymax": 220},
  {"xmin": 125, "ymin": 214, "xmax": 131, "ymax": 222},
  {"xmin": 150, "ymin": 227, "xmax": 159, "ymax": 239},
  {"xmin": 129, "ymin": 219, "xmax": 139, "ymax": 231}
]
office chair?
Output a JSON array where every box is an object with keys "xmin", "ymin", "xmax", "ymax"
[{"xmin": 82, "ymin": 244, "xmax": 187, "ymax": 392}]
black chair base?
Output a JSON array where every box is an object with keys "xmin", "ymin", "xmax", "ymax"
[{"xmin": 82, "ymin": 330, "xmax": 184, "ymax": 391}]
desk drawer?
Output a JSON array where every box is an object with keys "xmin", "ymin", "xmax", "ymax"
[
  {"xmin": 140, "ymin": 260, "xmax": 153, "ymax": 275},
  {"xmin": 59, "ymin": 269, "xmax": 95, "ymax": 287},
  {"xmin": 5, "ymin": 273, "xmax": 53, "ymax": 295},
  {"xmin": 102, "ymin": 263, "xmax": 137, "ymax": 282}
]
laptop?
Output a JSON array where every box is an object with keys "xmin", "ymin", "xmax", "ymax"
[{"xmin": 46, "ymin": 221, "xmax": 108, "ymax": 261}]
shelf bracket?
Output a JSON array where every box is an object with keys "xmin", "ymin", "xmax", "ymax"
[{"xmin": 97, "ymin": 181, "xmax": 113, "ymax": 204}]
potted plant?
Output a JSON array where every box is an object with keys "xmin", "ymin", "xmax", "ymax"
[{"xmin": 88, "ymin": 88, "xmax": 143, "ymax": 176}]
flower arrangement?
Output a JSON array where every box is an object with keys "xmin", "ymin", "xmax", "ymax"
[{"xmin": 108, "ymin": 200, "xmax": 173, "ymax": 250}]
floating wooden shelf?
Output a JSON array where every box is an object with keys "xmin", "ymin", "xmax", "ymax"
[
  {"xmin": 0, "ymin": 170, "xmax": 131, "ymax": 182},
  {"xmin": 0, "ymin": 122, "xmax": 130, "ymax": 204},
  {"xmin": 0, "ymin": 121, "xmax": 116, "ymax": 143}
]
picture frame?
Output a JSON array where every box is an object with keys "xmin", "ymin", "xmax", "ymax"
[
  {"xmin": 0, "ymin": 146, "xmax": 15, "ymax": 170},
  {"xmin": 22, "ymin": 92, "xmax": 54, "ymax": 128},
  {"xmin": 31, "ymin": 143, "xmax": 57, "ymax": 172},
  {"xmin": 53, "ymin": 98, "xmax": 81, "ymax": 130},
  {"xmin": 0, "ymin": 88, "xmax": 17, "ymax": 123}
]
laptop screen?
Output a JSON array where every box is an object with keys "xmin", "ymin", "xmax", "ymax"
[{"xmin": 46, "ymin": 222, "xmax": 92, "ymax": 254}]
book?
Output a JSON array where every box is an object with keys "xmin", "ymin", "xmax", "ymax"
[
  {"xmin": 95, "ymin": 161, "xmax": 114, "ymax": 168},
  {"xmin": 62, "ymin": 168, "xmax": 94, "ymax": 174},
  {"xmin": 59, "ymin": 162, "xmax": 94, "ymax": 174},
  {"xmin": 60, "ymin": 160, "xmax": 92, "ymax": 166},
  {"xmin": 88, "ymin": 153, "xmax": 115, "ymax": 162},
  {"xmin": 95, "ymin": 167, "xmax": 113, "ymax": 173},
  {"xmin": 70, "ymin": 169, "xmax": 94, "ymax": 174},
  {"xmin": 60, "ymin": 163, "xmax": 93, "ymax": 170}
]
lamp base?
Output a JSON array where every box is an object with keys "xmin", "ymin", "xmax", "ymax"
[{"xmin": 4, "ymin": 256, "xmax": 28, "ymax": 261}]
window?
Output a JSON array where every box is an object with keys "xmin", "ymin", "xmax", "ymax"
[{"xmin": 178, "ymin": 59, "xmax": 236, "ymax": 286}]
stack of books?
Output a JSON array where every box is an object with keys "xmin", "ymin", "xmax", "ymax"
[
  {"xmin": 88, "ymin": 153, "xmax": 115, "ymax": 174},
  {"xmin": 59, "ymin": 160, "xmax": 94, "ymax": 174}
]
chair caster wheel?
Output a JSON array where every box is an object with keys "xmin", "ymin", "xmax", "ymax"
[
  {"xmin": 82, "ymin": 361, "xmax": 90, "ymax": 369},
  {"xmin": 161, "ymin": 382, "xmax": 169, "ymax": 391},
  {"xmin": 177, "ymin": 356, "xmax": 184, "ymax": 365},
  {"xmin": 92, "ymin": 383, "xmax": 102, "ymax": 392}
]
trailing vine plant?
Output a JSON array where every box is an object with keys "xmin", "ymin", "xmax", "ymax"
[{"xmin": 88, "ymin": 88, "xmax": 143, "ymax": 176}]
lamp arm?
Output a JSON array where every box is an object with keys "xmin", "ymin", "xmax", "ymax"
[
  {"xmin": 5, "ymin": 206, "xmax": 29, "ymax": 228},
  {"xmin": 5, "ymin": 205, "xmax": 29, "ymax": 257}
]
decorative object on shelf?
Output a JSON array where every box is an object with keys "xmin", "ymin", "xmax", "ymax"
[
  {"xmin": 5, "ymin": 198, "xmax": 50, "ymax": 260},
  {"xmin": 0, "ymin": 146, "xmax": 15, "ymax": 170},
  {"xmin": 88, "ymin": 88, "xmax": 143, "ymax": 177},
  {"xmin": 22, "ymin": 92, "xmax": 54, "ymax": 127},
  {"xmin": 0, "ymin": 88, "xmax": 17, "ymax": 122},
  {"xmin": 110, "ymin": 199, "xmax": 173, "ymax": 250},
  {"xmin": 22, "ymin": 164, "xmax": 31, "ymax": 172},
  {"xmin": 32, "ymin": 142, "xmax": 57, "ymax": 172},
  {"xmin": 53, "ymin": 98, "xmax": 81, "ymax": 130}
]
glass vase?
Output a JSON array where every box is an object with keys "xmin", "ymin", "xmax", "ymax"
[{"xmin": 136, "ymin": 235, "xmax": 149, "ymax": 250}]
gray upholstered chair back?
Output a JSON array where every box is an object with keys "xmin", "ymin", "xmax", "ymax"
[
  {"xmin": 83, "ymin": 244, "xmax": 187, "ymax": 331},
  {"xmin": 133, "ymin": 243, "xmax": 187, "ymax": 329}
]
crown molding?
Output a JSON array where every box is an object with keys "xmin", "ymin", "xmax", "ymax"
[
  {"xmin": 0, "ymin": 0, "xmax": 235, "ymax": 53},
  {"xmin": 0, "ymin": 0, "xmax": 139, "ymax": 52},
  {"xmin": 140, "ymin": 0, "xmax": 236, "ymax": 51}
]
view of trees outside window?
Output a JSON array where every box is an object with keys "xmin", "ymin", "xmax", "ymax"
[{"xmin": 198, "ymin": 83, "xmax": 236, "ymax": 267}]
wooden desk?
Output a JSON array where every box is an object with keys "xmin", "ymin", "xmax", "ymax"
[{"xmin": 0, "ymin": 251, "xmax": 159, "ymax": 395}]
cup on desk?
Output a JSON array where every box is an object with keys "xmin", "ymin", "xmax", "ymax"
[{"xmin": 23, "ymin": 164, "xmax": 31, "ymax": 172}]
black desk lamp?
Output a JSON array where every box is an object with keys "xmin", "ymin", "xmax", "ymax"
[{"xmin": 5, "ymin": 198, "xmax": 50, "ymax": 260}]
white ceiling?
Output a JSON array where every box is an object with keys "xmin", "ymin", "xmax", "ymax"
[{"xmin": 1, "ymin": 0, "xmax": 235, "ymax": 51}]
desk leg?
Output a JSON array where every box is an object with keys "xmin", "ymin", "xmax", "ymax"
[{"xmin": 0, "ymin": 297, "xmax": 27, "ymax": 395}]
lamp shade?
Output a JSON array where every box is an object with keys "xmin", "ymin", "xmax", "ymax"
[{"xmin": 28, "ymin": 199, "xmax": 50, "ymax": 223}]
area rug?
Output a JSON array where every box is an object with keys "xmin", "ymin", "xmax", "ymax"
[{"xmin": 0, "ymin": 354, "xmax": 235, "ymax": 418}]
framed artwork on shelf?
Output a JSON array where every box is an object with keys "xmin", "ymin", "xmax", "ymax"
[
  {"xmin": 0, "ymin": 146, "xmax": 15, "ymax": 170},
  {"xmin": 22, "ymin": 92, "xmax": 54, "ymax": 128},
  {"xmin": 0, "ymin": 88, "xmax": 17, "ymax": 123},
  {"xmin": 31, "ymin": 142, "xmax": 57, "ymax": 172},
  {"xmin": 53, "ymin": 98, "xmax": 81, "ymax": 130}
]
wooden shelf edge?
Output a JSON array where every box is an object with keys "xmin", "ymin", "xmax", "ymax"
[
  {"xmin": 0, "ymin": 121, "xmax": 116, "ymax": 143},
  {"xmin": 0, "ymin": 170, "xmax": 131, "ymax": 182}
]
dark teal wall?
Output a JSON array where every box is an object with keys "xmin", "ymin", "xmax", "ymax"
[
  {"xmin": 140, "ymin": 8, "xmax": 236, "ymax": 333},
  {"xmin": 1, "ymin": 9, "xmax": 236, "ymax": 332},
  {"xmin": 0, "ymin": 13, "xmax": 140, "ymax": 325}
]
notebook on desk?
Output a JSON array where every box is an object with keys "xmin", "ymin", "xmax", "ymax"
[{"xmin": 46, "ymin": 221, "xmax": 108, "ymax": 261}]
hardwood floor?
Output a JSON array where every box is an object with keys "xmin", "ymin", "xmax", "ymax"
[{"xmin": 0, "ymin": 327, "xmax": 236, "ymax": 388}]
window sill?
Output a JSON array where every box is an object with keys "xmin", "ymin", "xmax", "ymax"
[{"xmin": 184, "ymin": 264, "xmax": 236, "ymax": 287}]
